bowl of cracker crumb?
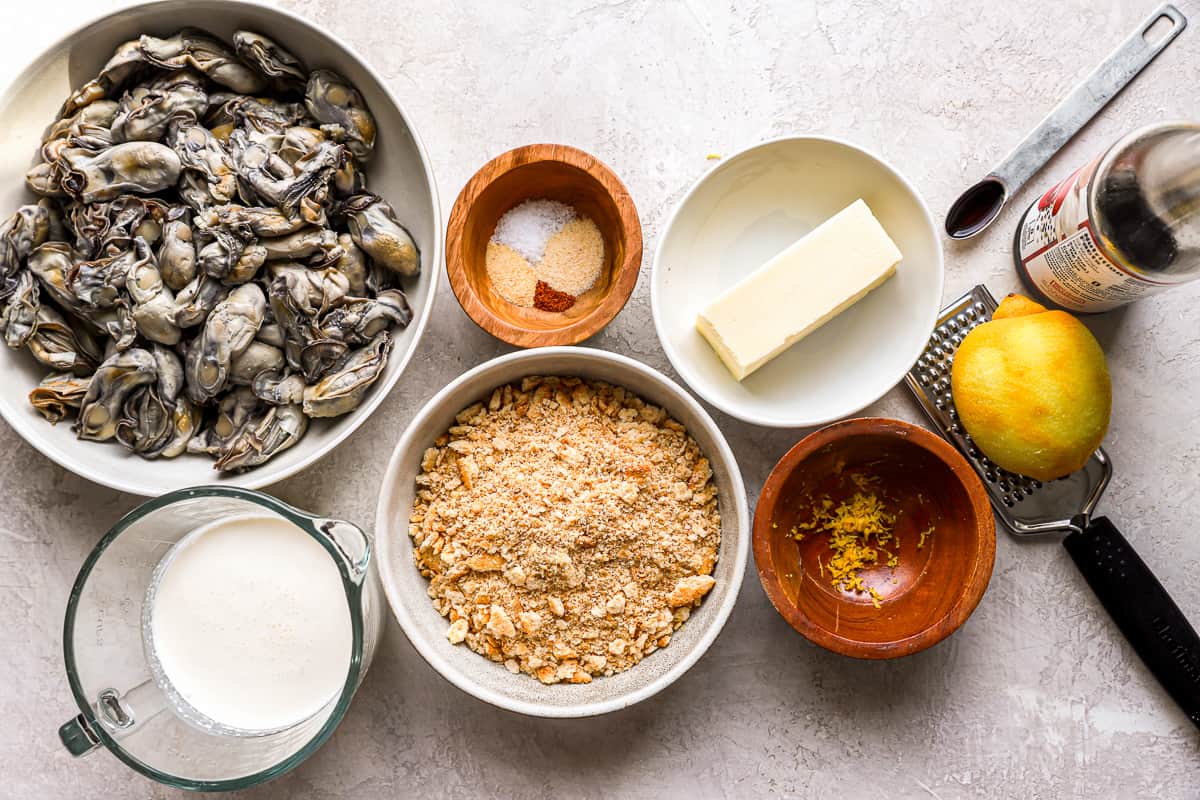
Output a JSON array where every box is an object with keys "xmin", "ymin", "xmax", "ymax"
[{"xmin": 375, "ymin": 347, "xmax": 748, "ymax": 716}]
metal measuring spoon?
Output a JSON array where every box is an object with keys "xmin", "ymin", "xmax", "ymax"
[{"xmin": 945, "ymin": 3, "xmax": 1187, "ymax": 240}]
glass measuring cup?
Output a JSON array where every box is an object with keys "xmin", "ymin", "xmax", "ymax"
[{"xmin": 58, "ymin": 486, "xmax": 386, "ymax": 791}]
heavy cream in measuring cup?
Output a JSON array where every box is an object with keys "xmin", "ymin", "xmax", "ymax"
[{"xmin": 143, "ymin": 515, "xmax": 352, "ymax": 732}]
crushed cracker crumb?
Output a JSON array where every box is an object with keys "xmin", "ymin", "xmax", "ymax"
[{"xmin": 409, "ymin": 376, "xmax": 721, "ymax": 683}]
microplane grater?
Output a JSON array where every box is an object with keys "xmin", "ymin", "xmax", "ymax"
[
  {"xmin": 905, "ymin": 283, "xmax": 1200, "ymax": 729},
  {"xmin": 904, "ymin": 284, "xmax": 1111, "ymax": 535}
]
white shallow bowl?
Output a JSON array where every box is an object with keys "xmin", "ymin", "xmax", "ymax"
[
  {"xmin": 652, "ymin": 136, "xmax": 943, "ymax": 428},
  {"xmin": 0, "ymin": 0, "xmax": 440, "ymax": 495},
  {"xmin": 375, "ymin": 347, "xmax": 749, "ymax": 717}
]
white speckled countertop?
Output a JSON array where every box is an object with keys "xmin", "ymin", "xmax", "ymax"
[{"xmin": 3, "ymin": 1, "xmax": 1199, "ymax": 797}]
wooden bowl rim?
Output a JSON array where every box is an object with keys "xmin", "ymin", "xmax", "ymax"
[
  {"xmin": 752, "ymin": 417, "xmax": 996, "ymax": 659},
  {"xmin": 445, "ymin": 143, "xmax": 643, "ymax": 348}
]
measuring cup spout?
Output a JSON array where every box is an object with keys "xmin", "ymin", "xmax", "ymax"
[{"xmin": 311, "ymin": 517, "xmax": 372, "ymax": 585}]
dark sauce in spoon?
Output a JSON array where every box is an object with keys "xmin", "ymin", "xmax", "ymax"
[{"xmin": 945, "ymin": 178, "xmax": 1007, "ymax": 239}]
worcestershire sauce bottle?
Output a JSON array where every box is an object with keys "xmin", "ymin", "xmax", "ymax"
[{"xmin": 1015, "ymin": 122, "xmax": 1200, "ymax": 312}]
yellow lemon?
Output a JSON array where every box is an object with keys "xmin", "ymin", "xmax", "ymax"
[{"xmin": 950, "ymin": 294, "xmax": 1111, "ymax": 481}]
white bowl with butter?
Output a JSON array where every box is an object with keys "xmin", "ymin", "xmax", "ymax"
[{"xmin": 652, "ymin": 136, "xmax": 944, "ymax": 427}]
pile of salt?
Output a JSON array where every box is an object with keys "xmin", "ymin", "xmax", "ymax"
[{"xmin": 492, "ymin": 200, "xmax": 576, "ymax": 264}]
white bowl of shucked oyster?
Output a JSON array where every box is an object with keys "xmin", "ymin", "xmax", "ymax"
[{"xmin": 0, "ymin": 2, "xmax": 440, "ymax": 495}]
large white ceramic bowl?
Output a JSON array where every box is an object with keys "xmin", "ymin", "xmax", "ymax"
[
  {"xmin": 0, "ymin": 1, "xmax": 440, "ymax": 495},
  {"xmin": 652, "ymin": 136, "xmax": 943, "ymax": 428},
  {"xmin": 375, "ymin": 347, "xmax": 749, "ymax": 717}
]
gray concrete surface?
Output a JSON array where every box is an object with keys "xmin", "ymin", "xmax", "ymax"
[{"xmin": 2, "ymin": 0, "xmax": 1199, "ymax": 797}]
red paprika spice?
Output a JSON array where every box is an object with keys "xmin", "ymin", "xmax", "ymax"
[{"xmin": 533, "ymin": 281, "xmax": 575, "ymax": 312}]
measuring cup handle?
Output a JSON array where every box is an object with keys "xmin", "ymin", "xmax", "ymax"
[
  {"xmin": 58, "ymin": 680, "xmax": 169, "ymax": 756},
  {"xmin": 59, "ymin": 714, "xmax": 101, "ymax": 756},
  {"xmin": 1064, "ymin": 516, "xmax": 1200, "ymax": 729}
]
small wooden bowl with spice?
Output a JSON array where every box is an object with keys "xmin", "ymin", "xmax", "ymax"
[
  {"xmin": 753, "ymin": 418, "xmax": 995, "ymax": 659},
  {"xmin": 446, "ymin": 144, "xmax": 643, "ymax": 347}
]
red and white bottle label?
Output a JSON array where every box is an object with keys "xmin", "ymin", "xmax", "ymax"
[{"xmin": 1017, "ymin": 158, "xmax": 1175, "ymax": 312}]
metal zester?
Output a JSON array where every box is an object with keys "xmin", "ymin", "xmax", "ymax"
[{"xmin": 905, "ymin": 284, "xmax": 1200, "ymax": 728}]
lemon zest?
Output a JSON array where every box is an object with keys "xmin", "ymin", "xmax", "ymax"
[
  {"xmin": 917, "ymin": 524, "xmax": 935, "ymax": 549},
  {"xmin": 792, "ymin": 491, "xmax": 898, "ymax": 608}
]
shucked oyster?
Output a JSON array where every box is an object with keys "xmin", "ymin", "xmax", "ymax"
[
  {"xmin": 60, "ymin": 142, "xmax": 182, "ymax": 203},
  {"xmin": 334, "ymin": 233, "xmax": 368, "ymax": 295},
  {"xmin": 64, "ymin": 194, "xmax": 168, "ymax": 258},
  {"xmin": 228, "ymin": 130, "xmax": 342, "ymax": 211},
  {"xmin": 29, "ymin": 372, "xmax": 92, "ymax": 423},
  {"xmin": 46, "ymin": 101, "xmax": 121, "ymax": 145},
  {"xmin": 0, "ymin": 205, "xmax": 50, "ymax": 299},
  {"xmin": 199, "ymin": 203, "xmax": 308, "ymax": 237},
  {"xmin": 186, "ymin": 385, "xmax": 260, "ymax": 456},
  {"xmin": 252, "ymin": 370, "xmax": 306, "ymax": 406},
  {"xmin": 269, "ymin": 263, "xmax": 349, "ymax": 317},
  {"xmin": 186, "ymin": 283, "xmax": 266, "ymax": 403},
  {"xmin": 27, "ymin": 242, "xmax": 88, "ymax": 319},
  {"xmin": 302, "ymin": 332, "xmax": 392, "ymax": 418},
  {"xmin": 229, "ymin": 339, "xmax": 285, "ymax": 385},
  {"xmin": 173, "ymin": 274, "xmax": 227, "ymax": 328},
  {"xmin": 70, "ymin": 240, "xmax": 151, "ymax": 309},
  {"xmin": 232, "ymin": 31, "xmax": 307, "ymax": 92},
  {"xmin": 26, "ymin": 304, "xmax": 102, "ymax": 374},
  {"xmin": 318, "ymin": 289, "xmax": 412, "ymax": 345},
  {"xmin": 157, "ymin": 207, "xmax": 196, "ymax": 290},
  {"xmin": 260, "ymin": 227, "xmax": 342, "ymax": 264},
  {"xmin": 115, "ymin": 345, "xmax": 197, "ymax": 458},
  {"xmin": 207, "ymin": 95, "xmax": 309, "ymax": 149},
  {"xmin": 76, "ymin": 347, "xmax": 157, "ymax": 440},
  {"xmin": 27, "ymin": 312, "xmax": 98, "ymax": 374},
  {"xmin": 194, "ymin": 219, "xmax": 264, "ymax": 284},
  {"xmin": 125, "ymin": 240, "xmax": 180, "ymax": 345},
  {"xmin": 2, "ymin": 271, "xmax": 40, "ymax": 349},
  {"xmin": 342, "ymin": 193, "xmax": 419, "ymax": 278},
  {"xmin": 213, "ymin": 402, "xmax": 308, "ymax": 472},
  {"xmin": 305, "ymin": 70, "xmax": 376, "ymax": 162},
  {"xmin": 279, "ymin": 126, "xmax": 326, "ymax": 165},
  {"xmin": 168, "ymin": 119, "xmax": 237, "ymax": 206},
  {"xmin": 111, "ymin": 71, "xmax": 208, "ymax": 143},
  {"xmin": 58, "ymin": 40, "xmax": 145, "ymax": 119}
]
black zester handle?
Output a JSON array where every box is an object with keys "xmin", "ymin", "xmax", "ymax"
[{"xmin": 1064, "ymin": 516, "xmax": 1200, "ymax": 728}]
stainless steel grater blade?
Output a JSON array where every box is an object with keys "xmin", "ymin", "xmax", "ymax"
[{"xmin": 903, "ymin": 284, "xmax": 1111, "ymax": 536}]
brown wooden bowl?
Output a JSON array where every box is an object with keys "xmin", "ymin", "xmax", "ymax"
[
  {"xmin": 753, "ymin": 418, "xmax": 995, "ymax": 659},
  {"xmin": 445, "ymin": 144, "xmax": 643, "ymax": 347}
]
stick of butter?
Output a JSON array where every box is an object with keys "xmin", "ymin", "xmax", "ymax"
[{"xmin": 695, "ymin": 199, "xmax": 902, "ymax": 381}]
